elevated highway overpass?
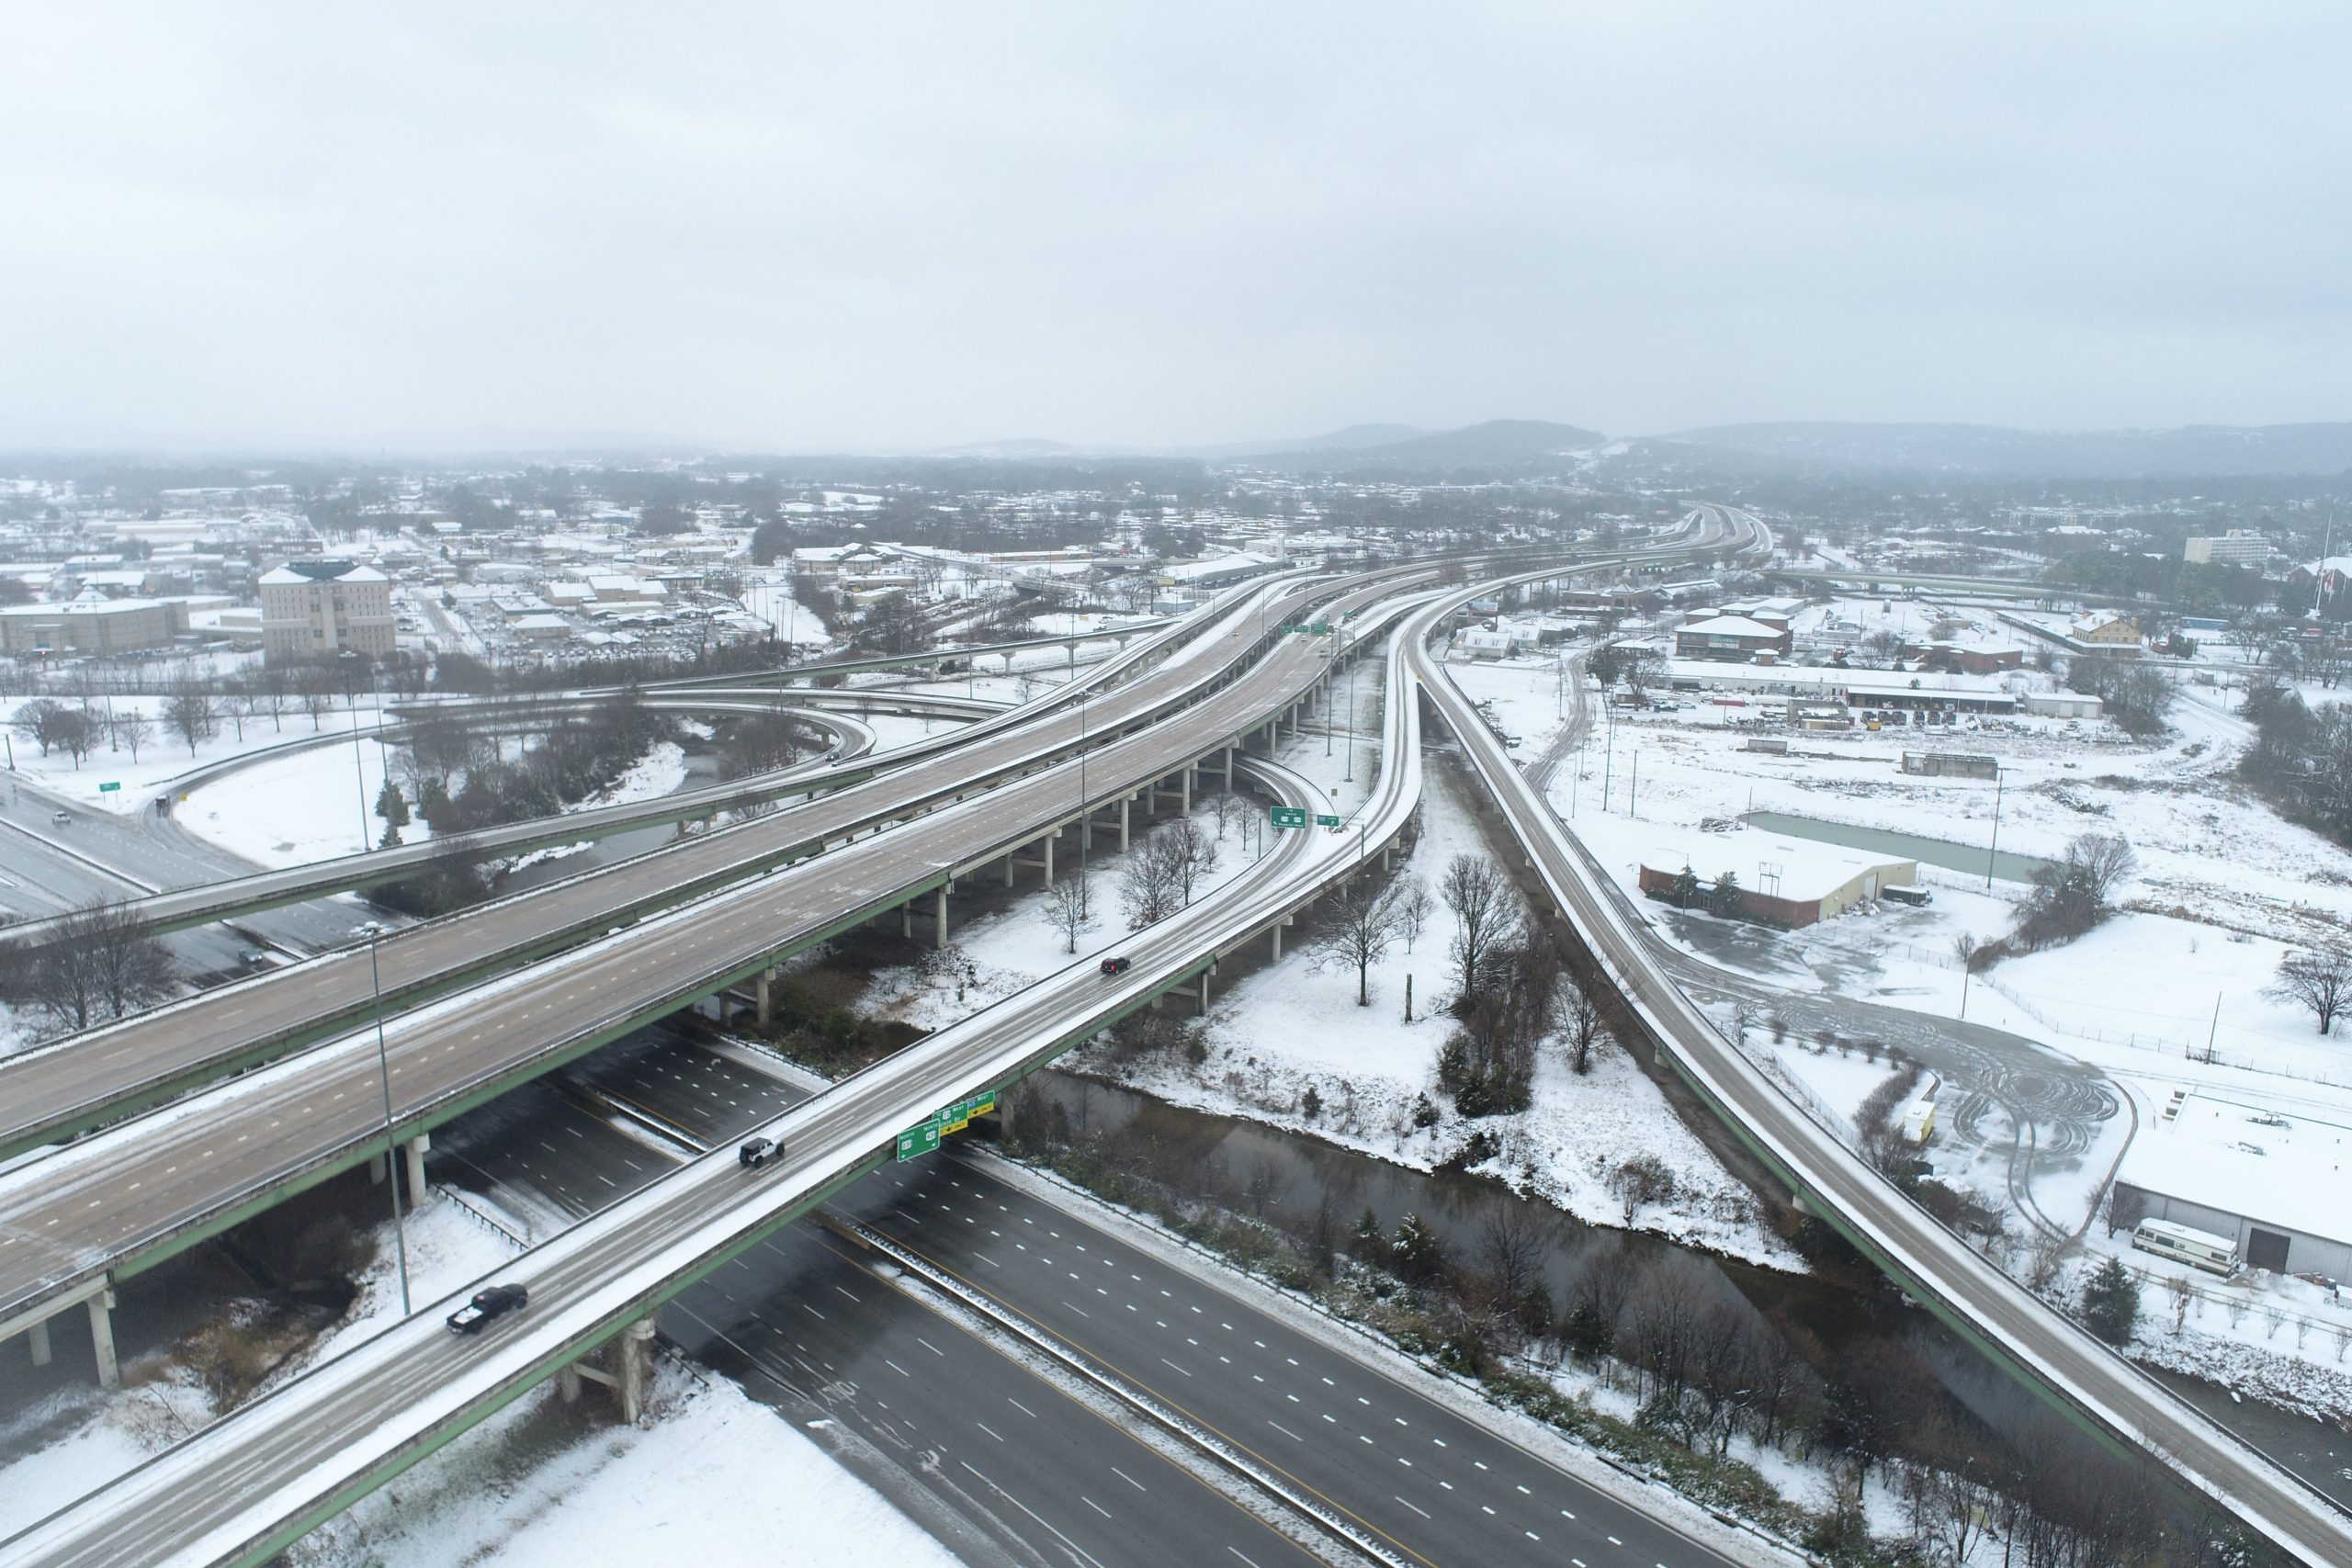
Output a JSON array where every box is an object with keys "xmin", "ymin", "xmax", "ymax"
[
  {"xmin": 0, "ymin": 571, "xmax": 1336, "ymax": 1158},
  {"xmin": 0, "ymin": 562, "xmax": 1496, "ymax": 1345}
]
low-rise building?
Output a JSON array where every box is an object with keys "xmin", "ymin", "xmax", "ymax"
[
  {"xmin": 2110, "ymin": 1093, "xmax": 2351, "ymax": 1280},
  {"xmin": 2067, "ymin": 609, "xmax": 2142, "ymax": 650},
  {"xmin": 1674, "ymin": 615, "xmax": 1793, "ymax": 661},
  {"xmin": 1636, "ymin": 831, "xmax": 1918, "ymax": 929},
  {"xmin": 0, "ymin": 593, "xmax": 180, "ymax": 656}
]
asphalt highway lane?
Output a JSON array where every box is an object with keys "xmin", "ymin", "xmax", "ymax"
[
  {"xmin": 855, "ymin": 1156, "xmax": 1742, "ymax": 1568},
  {"xmin": 673, "ymin": 1225, "xmax": 1319, "ymax": 1568}
]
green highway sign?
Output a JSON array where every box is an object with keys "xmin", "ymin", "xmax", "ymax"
[
  {"xmin": 98, "ymin": 781, "xmax": 120, "ymax": 794},
  {"xmin": 895, "ymin": 1123, "xmax": 940, "ymax": 1161},
  {"xmin": 1309, "ymin": 621, "xmax": 1330, "ymax": 635},
  {"xmin": 1315, "ymin": 814, "xmax": 1341, "ymax": 828},
  {"xmin": 1269, "ymin": 806, "xmax": 1308, "ymax": 829}
]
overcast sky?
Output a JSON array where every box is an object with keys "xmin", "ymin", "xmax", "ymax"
[{"xmin": 3, "ymin": 5, "xmax": 2347, "ymax": 454}]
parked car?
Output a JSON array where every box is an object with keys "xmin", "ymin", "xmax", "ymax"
[
  {"xmin": 1099, "ymin": 955, "xmax": 1132, "ymax": 976},
  {"xmin": 446, "ymin": 1282, "xmax": 529, "ymax": 1335},
  {"xmin": 739, "ymin": 1136, "xmax": 782, "ymax": 1169}
]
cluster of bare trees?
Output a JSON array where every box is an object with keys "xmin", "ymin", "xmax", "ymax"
[
  {"xmin": 2243, "ymin": 676, "xmax": 2352, "ymax": 848},
  {"xmin": 0, "ymin": 901, "xmax": 175, "ymax": 1038},
  {"xmin": 1118, "ymin": 818, "xmax": 1219, "ymax": 931}
]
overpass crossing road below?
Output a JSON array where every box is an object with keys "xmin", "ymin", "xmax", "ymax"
[
  {"xmin": 0, "ymin": 570, "xmax": 1346, "ymax": 1158},
  {"xmin": 1408, "ymin": 607, "xmax": 2352, "ymax": 1566},
  {"xmin": 0, "ymin": 565, "xmax": 1461, "ymax": 1338},
  {"xmin": 0, "ymin": 525, "xmax": 1762, "ymax": 1567}
]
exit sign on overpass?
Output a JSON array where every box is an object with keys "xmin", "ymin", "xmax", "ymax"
[
  {"xmin": 1268, "ymin": 806, "xmax": 1307, "ymax": 829},
  {"xmin": 895, "ymin": 1089, "xmax": 999, "ymax": 1160},
  {"xmin": 1315, "ymin": 814, "xmax": 1341, "ymax": 828}
]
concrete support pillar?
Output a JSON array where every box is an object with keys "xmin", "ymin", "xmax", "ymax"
[
  {"xmin": 560, "ymin": 1366, "xmax": 582, "ymax": 1404},
  {"xmin": 28, "ymin": 1316, "xmax": 51, "ymax": 1369},
  {"xmin": 616, "ymin": 1313, "xmax": 658, "ymax": 1424},
  {"xmin": 368, "ymin": 1150, "xmax": 387, "ymax": 1185},
  {"xmin": 1222, "ymin": 745, "xmax": 1234, "ymax": 791},
  {"xmin": 87, "ymin": 1290, "xmax": 119, "ymax": 1390},
  {"xmin": 756, "ymin": 970, "xmax": 773, "ymax": 1025},
  {"xmin": 1004, "ymin": 852, "xmax": 1016, "ymax": 887},
  {"xmin": 1146, "ymin": 776, "xmax": 1159, "ymax": 818},
  {"xmin": 1381, "ymin": 845, "xmax": 1392, "ymax": 872},
  {"xmin": 1198, "ymin": 972, "xmax": 1210, "ymax": 1013},
  {"xmin": 900, "ymin": 902, "xmax": 912, "ymax": 940},
  {"xmin": 1180, "ymin": 767, "xmax": 1191, "ymax": 815},
  {"xmin": 933, "ymin": 886, "xmax": 949, "ymax": 949},
  {"xmin": 1118, "ymin": 797, "xmax": 1130, "ymax": 852},
  {"xmin": 1271, "ymin": 923, "xmax": 1282, "ymax": 963},
  {"xmin": 403, "ymin": 1134, "xmax": 431, "ymax": 1201},
  {"xmin": 1042, "ymin": 833, "xmax": 1055, "ymax": 886}
]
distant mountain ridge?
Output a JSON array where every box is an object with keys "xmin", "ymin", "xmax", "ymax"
[
  {"xmin": 1649, "ymin": 421, "xmax": 2352, "ymax": 479},
  {"xmin": 1234, "ymin": 418, "xmax": 1609, "ymax": 476}
]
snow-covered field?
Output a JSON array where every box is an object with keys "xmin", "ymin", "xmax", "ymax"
[
  {"xmin": 179, "ymin": 728, "xmax": 411, "ymax": 865},
  {"xmin": 4, "ymin": 693, "xmax": 396, "ymax": 818}
]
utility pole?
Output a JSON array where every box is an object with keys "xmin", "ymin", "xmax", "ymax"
[
  {"xmin": 368, "ymin": 933, "xmax": 413, "ymax": 1318},
  {"xmin": 1985, "ymin": 767, "xmax": 2006, "ymax": 890}
]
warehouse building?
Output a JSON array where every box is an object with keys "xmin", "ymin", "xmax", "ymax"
[
  {"xmin": 2109, "ymin": 1093, "xmax": 2351, "ymax": 1280},
  {"xmin": 1637, "ymin": 831, "xmax": 1918, "ymax": 929}
]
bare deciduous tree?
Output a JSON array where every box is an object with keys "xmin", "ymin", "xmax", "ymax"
[
  {"xmin": 2267, "ymin": 945, "xmax": 2352, "ymax": 1035},
  {"xmin": 164, "ymin": 679, "xmax": 216, "ymax": 756},
  {"xmin": 1440, "ymin": 853, "xmax": 1520, "ymax": 1002},
  {"xmin": 1120, "ymin": 827, "xmax": 1186, "ymax": 931},
  {"xmin": 1044, "ymin": 868, "xmax": 1093, "ymax": 955},
  {"xmin": 1554, "ymin": 983, "xmax": 1609, "ymax": 1074},
  {"xmin": 1312, "ymin": 877, "xmax": 1409, "ymax": 1006},
  {"xmin": 1160, "ymin": 816, "xmax": 1219, "ymax": 905}
]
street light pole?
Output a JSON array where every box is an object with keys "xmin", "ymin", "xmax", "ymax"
[
  {"xmin": 1343, "ymin": 627, "xmax": 1357, "ymax": 784},
  {"xmin": 340, "ymin": 650, "xmax": 372, "ymax": 852},
  {"xmin": 1077, "ymin": 693, "xmax": 1091, "ymax": 919},
  {"xmin": 368, "ymin": 933, "xmax": 413, "ymax": 1317}
]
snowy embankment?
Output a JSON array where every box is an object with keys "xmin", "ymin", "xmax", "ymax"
[{"xmin": 854, "ymin": 662, "xmax": 1800, "ymax": 1271}]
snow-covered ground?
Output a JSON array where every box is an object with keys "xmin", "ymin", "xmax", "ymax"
[{"xmin": 178, "ymin": 728, "xmax": 413, "ymax": 865}]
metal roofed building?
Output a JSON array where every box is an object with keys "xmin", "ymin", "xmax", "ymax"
[{"xmin": 2110, "ymin": 1093, "xmax": 2352, "ymax": 1280}]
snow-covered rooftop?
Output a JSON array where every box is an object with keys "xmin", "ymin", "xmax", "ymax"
[
  {"xmin": 2118, "ymin": 1093, "xmax": 2352, "ymax": 1247},
  {"xmin": 1635, "ymin": 826, "xmax": 1913, "ymax": 903}
]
